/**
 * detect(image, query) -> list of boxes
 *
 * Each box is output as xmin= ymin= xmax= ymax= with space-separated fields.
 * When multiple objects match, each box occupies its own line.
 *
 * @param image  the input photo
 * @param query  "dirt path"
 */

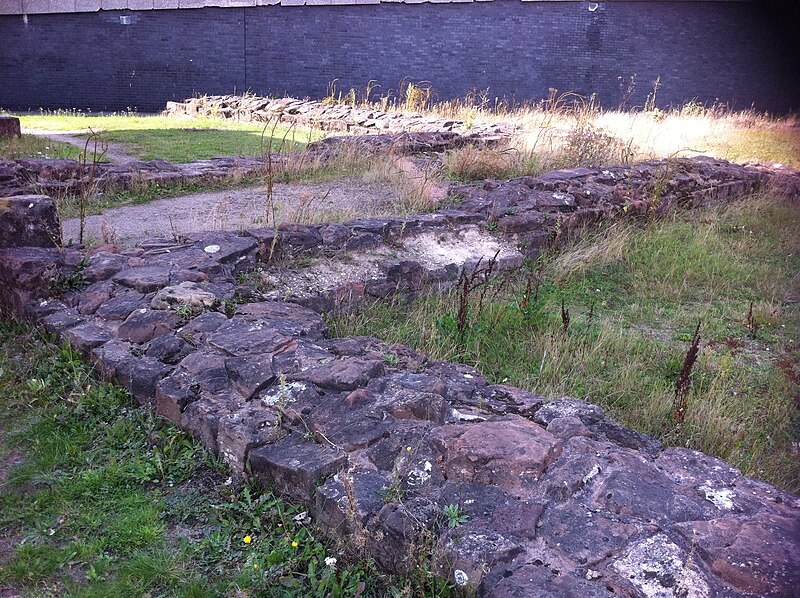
xmin=62 ymin=178 xmax=401 ymax=246
xmin=26 ymin=129 xmax=135 ymax=163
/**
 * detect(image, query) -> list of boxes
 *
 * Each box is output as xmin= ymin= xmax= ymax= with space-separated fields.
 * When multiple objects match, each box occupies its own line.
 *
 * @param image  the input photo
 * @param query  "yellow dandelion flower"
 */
xmin=253 ymin=564 xmax=259 ymax=569
xmin=243 ymin=535 xmax=252 ymax=544
xmin=292 ymin=541 xmax=299 ymax=548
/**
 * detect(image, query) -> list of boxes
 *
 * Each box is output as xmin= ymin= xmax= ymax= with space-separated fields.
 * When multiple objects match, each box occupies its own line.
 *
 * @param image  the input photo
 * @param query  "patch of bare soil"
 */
xmin=62 ymin=178 xmax=400 ymax=246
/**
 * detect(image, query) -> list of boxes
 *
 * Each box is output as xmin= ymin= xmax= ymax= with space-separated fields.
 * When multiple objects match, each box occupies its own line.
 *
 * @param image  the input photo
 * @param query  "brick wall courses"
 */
xmin=0 ymin=1 xmax=797 ymax=112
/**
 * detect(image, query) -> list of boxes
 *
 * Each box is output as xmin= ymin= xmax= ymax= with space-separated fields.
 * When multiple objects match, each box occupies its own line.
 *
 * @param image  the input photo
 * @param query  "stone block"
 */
xmin=178 ymin=0 xmax=205 ymax=8
xmin=152 ymin=0 xmax=179 ymax=8
xmin=0 ymin=196 xmax=60 ymax=249
xmin=82 ymin=252 xmax=130 ymax=283
xmin=126 ymin=0 xmax=154 ymax=9
xmin=63 ymin=322 xmax=114 ymax=354
xmin=94 ymin=291 xmax=147 ymax=320
xmin=290 ymin=357 xmax=385 ymax=391
xmin=113 ymin=266 xmax=171 ymax=293
xmin=145 ymin=334 xmax=194 ymax=364
xmin=41 ymin=308 xmax=84 ymax=336
xmin=431 ymin=416 xmax=563 ymax=499
xmin=673 ymin=513 xmax=800 ymax=596
xmin=192 ymin=234 xmax=257 ymax=264
xmin=117 ymin=356 xmax=172 ymax=405
xmin=224 ymin=354 xmax=275 ymax=399
xmin=100 ymin=0 xmax=127 ymax=8
xmin=208 ymin=319 xmax=295 ymax=356
xmin=235 ymin=301 xmax=327 ymax=338
xmin=217 ymin=404 xmax=284 ymax=473
xmin=118 ymin=308 xmax=180 ymax=344
xmin=315 ymin=469 xmax=389 ymax=537
xmin=249 ymin=434 xmax=347 ymax=504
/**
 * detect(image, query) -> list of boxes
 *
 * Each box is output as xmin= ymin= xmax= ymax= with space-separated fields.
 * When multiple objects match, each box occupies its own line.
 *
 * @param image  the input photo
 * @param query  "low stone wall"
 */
xmin=0 ymin=131 xmax=476 ymax=199
xmin=164 ymin=95 xmax=514 ymax=138
xmin=1 ymin=156 xmax=799 ymax=596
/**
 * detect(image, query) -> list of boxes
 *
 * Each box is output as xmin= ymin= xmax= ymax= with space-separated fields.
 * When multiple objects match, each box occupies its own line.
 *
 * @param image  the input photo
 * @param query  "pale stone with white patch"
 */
xmin=698 ymin=484 xmax=735 ymax=510
xmin=450 ymin=407 xmax=487 ymax=422
xmin=151 ymin=281 xmax=217 ymax=310
xmin=261 ymin=381 xmax=306 ymax=406
xmin=610 ymin=534 xmax=711 ymax=598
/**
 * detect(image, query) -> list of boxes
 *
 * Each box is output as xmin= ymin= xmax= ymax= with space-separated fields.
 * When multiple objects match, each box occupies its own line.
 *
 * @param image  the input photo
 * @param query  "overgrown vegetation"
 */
xmin=322 ymin=82 xmax=800 ymax=172
xmin=333 ymin=195 xmax=800 ymax=492
xmin=0 ymin=134 xmax=88 ymax=161
xmin=0 ymin=324 xmax=461 ymax=596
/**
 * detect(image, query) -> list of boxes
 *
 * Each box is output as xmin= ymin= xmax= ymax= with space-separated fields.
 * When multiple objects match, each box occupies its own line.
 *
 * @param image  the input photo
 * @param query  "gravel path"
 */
xmin=62 ymin=178 xmax=400 ymax=246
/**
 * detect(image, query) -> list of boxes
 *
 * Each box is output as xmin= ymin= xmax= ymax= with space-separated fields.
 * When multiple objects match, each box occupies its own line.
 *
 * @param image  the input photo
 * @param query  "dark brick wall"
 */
xmin=1 ymin=2 xmax=797 ymax=113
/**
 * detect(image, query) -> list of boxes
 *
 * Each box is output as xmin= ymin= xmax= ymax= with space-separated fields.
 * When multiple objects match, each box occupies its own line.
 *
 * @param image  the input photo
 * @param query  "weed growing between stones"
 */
xmin=442 ymin=505 xmax=469 ymax=529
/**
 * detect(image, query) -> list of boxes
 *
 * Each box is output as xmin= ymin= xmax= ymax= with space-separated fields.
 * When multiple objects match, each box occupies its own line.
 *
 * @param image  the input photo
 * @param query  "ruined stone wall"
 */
xmin=1 ymin=1 xmax=797 ymax=113
xmin=1 ymin=154 xmax=799 ymax=595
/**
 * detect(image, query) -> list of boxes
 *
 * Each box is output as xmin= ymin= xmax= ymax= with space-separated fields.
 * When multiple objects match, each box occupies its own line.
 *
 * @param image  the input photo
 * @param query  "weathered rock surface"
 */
xmin=0 ymin=116 xmax=20 ymax=138
xmin=1 ymin=156 xmax=799 ymax=596
xmin=0 ymin=195 xmax=59 ymax=248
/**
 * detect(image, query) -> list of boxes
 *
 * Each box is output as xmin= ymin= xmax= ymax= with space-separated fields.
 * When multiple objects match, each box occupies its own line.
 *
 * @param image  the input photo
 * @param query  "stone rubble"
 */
xmin=1 ymin=156 xmax=799 ymax=597
xmin=163 ymin=94 xmax=515 ymax=140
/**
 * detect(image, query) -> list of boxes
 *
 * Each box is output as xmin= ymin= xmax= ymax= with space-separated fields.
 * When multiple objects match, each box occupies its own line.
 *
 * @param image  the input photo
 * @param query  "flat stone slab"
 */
xmin=0 ymin=195 xmax=59 ymax=248
xmin=249 ymin=434 xmax=348 ymax=503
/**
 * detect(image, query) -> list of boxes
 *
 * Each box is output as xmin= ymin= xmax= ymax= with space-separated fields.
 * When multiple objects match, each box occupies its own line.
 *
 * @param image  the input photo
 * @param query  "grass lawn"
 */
xmin=0 ymin=135 xmax=89 ymax=161
xmin=0 ymin=324 xmax=456 ymax=597
xmin=332 ymin=195 xmax=800 ymax=493
xmin=13 ymin=113 xmax=325 ymax=163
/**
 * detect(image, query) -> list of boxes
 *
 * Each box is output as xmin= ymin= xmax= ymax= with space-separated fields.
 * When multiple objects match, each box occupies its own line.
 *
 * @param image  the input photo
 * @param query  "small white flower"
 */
xmin=324 ymin=556 xmax=337 ymax=567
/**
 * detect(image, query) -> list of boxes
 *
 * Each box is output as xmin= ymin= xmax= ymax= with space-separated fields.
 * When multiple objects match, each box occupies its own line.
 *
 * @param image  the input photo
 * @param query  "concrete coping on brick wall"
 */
xmin=0 ymin=0 xmax=754 ymax=17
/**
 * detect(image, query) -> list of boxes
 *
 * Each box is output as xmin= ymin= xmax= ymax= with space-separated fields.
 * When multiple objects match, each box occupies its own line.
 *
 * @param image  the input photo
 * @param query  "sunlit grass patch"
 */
xmin=0 ymin=134 xmax=87 ymax=161
xmin=14 ymin=112 xmax=325 ymax=163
